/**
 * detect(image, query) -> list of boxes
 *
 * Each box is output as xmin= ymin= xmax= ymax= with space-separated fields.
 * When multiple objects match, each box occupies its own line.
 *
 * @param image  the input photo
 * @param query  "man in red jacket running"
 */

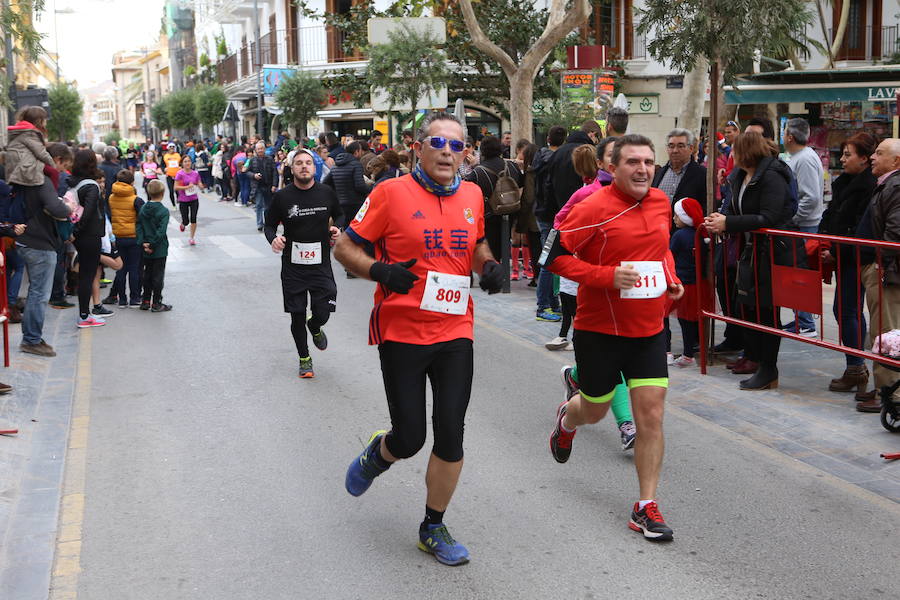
xmin=543 ymin=134 xmax=684 ymax=542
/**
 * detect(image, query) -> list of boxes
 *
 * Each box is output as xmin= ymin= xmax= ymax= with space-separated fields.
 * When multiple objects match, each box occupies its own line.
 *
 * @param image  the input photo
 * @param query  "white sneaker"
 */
xmin=564 ymin=341 xmax=574 ymax=351
xmin=233 ymin=200 xmax=240 ymax=205
xmin=673 ymin=355 xmax=695 ymax=368
xmin=666 ymin=352 xmax=675 ymax=366
xmin=545 ymin=336 xmax=569 ymax=351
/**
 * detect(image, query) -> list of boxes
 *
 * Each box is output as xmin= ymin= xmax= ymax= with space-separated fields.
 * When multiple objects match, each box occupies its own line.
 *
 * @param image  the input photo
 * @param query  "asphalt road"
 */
xmin=72 ymin=193 xmax=899 ymax=599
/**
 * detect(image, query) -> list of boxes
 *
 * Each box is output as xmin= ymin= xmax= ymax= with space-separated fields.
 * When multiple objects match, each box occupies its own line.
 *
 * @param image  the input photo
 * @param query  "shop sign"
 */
xmin=868 ymin=87 xmax=899 ymax=101
xmin=561 ymin=70 xmax=617 ymax=114
xmin=262 ymin=66 xmax=298 ymax=96
xmin=624 ymin=94 xmax=659 ymax=114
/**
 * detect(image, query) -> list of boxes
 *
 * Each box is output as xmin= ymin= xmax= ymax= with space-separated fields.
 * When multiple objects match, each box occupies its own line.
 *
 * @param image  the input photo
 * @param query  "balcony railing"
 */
xmin=628 ymin=21 xmax=647 ymax=60
xmin=217 ymin=26 xmax=366 ymax=86
xmin=217 ymin=53 xmax=238 ymax=85
xmin=829 ymin=25 xmax=899 ymax=61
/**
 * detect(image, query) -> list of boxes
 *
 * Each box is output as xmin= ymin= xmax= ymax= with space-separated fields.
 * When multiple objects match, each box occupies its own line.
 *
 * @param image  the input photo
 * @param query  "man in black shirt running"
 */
xmin=264 ymin=149 xmax=343 ymax=378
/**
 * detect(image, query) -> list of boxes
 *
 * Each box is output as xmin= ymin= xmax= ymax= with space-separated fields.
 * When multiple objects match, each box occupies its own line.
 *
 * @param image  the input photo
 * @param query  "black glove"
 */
xmin=479 ymin=260 xmax=503 ymax=294
xmin=369 ymin=258 xmax=419 ymax=294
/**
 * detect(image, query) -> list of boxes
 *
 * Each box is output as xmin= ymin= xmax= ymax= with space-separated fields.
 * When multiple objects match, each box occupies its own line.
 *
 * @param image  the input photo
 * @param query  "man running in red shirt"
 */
xmin=334 ymin=112 xmax=503 ymax=566
xmin=542 ymin=134 xmax=684 ymax=541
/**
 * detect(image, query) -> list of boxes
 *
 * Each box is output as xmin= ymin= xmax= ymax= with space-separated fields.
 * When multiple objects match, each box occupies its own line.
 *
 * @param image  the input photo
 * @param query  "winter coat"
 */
xmin=212 ymin=152 xmax=224 ymax=179
xmin=531 ymin=146 xmax=556 ymax=223
xmin=870 ymin=170 xmax=900 ymax=285
xmin=14 ymin=178 xmax=72 ymax=251
xmin=323 ymin=153 xmax=370 ymax=207
xmin=821 ymin=167 xmax=877 ymax=266
xmin=108 ymin=181 xmax=144 ymax=238
xmin=4 ymin=121 xmax=54 ymax=186
xmin=245 ymin=154 xmax=277 ymax=196
xmin=545 ymin=131 xmax=594 ymax=219
xmin=652 ymin=159 xmax=708 ymax=208
xmin=725 ymin=156 xmax=794 ymax=307
xmin=69 ymin=175 xmax=106 ymax=239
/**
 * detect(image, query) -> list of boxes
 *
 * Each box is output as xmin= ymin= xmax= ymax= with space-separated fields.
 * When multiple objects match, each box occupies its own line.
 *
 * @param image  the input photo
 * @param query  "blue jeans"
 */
xmin=238 ymin=172 xmax=251 ymax=205
xmin=112 ymin=238 xmax=142 ymax=302
xmin=536 ymin=220 xmax=559 ymax=312
xmin=833 ymin=258 xmax=867 ymax=366
xmin=254 ymin=187 xmax=271 ymax=229
xmin=18 ymin=246 xmax=57 ymax=345
xmin=6 ymin=245 xmax=24 ymax=304
xmin=789 ymin=224 xmax=818 ymax=330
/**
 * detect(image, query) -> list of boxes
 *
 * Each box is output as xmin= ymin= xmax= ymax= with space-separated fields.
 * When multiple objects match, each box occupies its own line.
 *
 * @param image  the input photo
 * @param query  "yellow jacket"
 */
xmin=108 ymin=181 xmax=139 ymax=238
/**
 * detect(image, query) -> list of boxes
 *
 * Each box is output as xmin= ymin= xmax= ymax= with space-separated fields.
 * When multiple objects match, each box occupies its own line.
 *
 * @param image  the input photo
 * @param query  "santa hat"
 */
xmin=674 ymin=197 xmax=704 ymax=228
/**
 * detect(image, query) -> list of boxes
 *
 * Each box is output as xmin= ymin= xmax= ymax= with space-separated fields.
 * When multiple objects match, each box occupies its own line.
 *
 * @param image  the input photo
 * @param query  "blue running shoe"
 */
xmin=417 ymin=523 xmax=470 ymax=566
xmin=345 ymin=430 xmax=388 ymax=497
xmin=536 ymin=309 xmax=562 ymax=322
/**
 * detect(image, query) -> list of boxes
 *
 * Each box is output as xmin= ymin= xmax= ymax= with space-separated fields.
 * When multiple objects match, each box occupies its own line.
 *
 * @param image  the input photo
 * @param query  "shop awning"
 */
xmin=726 ymin=83 xmax=900 ymax=104
xmin=724 ymin=66 xmax=900 ymax=105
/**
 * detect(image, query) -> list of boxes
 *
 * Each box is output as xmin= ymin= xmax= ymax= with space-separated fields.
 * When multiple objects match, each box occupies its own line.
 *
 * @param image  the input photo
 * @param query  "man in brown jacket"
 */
xmin=857 ymin=138 xmax=900 ymax=412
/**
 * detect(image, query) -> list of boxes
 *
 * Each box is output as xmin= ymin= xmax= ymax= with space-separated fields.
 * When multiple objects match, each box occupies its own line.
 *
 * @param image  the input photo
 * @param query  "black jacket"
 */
xmin=323 ymin=153 xmax=370 ymax=207
xmin=531 ymin=146 xmax=556 ymax=222
xmin=545 ymin=131 xmax=593 ymax=218
xmin=725 ymin=157 xmax=794 ymax=306
xmin=246 ymin=154 xmax=277 ymax=196
xmin=821 ymin=168 xmax=877 ymax=262
xmin=69 ymin=175 xmax=106 ymax=239
xmin=16 ymin=178 xmax=72 ymax=251
xmin=652 ymin=159 xmax=707 ymax=208
xmin=99 ymin=160 xmax=120 ymax=199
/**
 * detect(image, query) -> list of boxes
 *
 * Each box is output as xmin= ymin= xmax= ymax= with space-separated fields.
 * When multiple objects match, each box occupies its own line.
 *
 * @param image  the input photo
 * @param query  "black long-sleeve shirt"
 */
xmin=264 ymin=182 xmax=343 ymax=267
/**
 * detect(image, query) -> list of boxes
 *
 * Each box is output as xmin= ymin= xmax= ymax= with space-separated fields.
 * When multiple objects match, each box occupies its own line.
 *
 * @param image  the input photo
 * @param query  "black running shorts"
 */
xmin=573 ymin=329 xmax=669 ymax=403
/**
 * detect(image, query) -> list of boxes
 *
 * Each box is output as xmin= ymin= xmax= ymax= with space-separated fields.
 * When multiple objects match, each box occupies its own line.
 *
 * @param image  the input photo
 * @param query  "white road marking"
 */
xmin=207 ymin=235 xmax=264 ymax=258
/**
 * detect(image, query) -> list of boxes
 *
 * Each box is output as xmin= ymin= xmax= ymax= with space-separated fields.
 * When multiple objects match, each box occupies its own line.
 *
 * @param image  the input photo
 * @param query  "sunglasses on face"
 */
xmin=424 ymin=136 xmax=465 ymax=153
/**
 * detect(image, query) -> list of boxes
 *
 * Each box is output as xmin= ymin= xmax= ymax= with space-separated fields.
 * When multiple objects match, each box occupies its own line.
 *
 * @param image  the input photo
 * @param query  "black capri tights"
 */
xmin=378 ymin=338 xmax=473 ymax=463
xmin=179 ymin=199 xmax=199 ymax=225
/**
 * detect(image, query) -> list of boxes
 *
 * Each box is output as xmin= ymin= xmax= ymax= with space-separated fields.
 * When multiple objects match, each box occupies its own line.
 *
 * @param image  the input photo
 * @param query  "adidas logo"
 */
xmin=412 ymin=210 xmax=425 ymax=219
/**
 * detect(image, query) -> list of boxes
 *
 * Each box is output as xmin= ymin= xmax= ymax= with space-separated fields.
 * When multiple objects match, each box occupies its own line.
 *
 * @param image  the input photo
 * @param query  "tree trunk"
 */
xmin=830 ymin=0 xmax=851 ymax=60
xmin=677 ymin=56 xmax=709 ymax=136
xmin=508 ymin=71 xmax=535 ymax=147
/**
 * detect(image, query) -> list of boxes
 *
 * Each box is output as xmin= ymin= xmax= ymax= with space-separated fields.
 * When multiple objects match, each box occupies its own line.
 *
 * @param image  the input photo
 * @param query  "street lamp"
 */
xmin=53 ymin=2 xmax=75 ymax=82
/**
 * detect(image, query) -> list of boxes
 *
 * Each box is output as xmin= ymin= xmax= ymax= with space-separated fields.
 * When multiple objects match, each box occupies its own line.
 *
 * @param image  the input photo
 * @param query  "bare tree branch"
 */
xmin=520 ymin=0 xmax=590 ymax=74
xmin=458 ymin=0 xmax=518 ymax=77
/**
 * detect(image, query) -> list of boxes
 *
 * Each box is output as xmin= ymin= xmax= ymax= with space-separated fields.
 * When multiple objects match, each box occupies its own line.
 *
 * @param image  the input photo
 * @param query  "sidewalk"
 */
xmin=473 ymin=276 xmax=900 ymax=503
xmin=0 ymin=306 xmax=80 ymax=598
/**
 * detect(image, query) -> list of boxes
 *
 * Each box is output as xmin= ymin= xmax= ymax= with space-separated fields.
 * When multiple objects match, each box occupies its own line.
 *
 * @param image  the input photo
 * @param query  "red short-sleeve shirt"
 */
xmin=346 ymin=175 xmax=485 ymax=345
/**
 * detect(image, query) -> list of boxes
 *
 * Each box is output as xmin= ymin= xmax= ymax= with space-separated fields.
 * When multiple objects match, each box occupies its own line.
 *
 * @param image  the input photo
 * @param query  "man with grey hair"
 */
xmin=855 ymin=138 xmax=900 ymax=412
xmin=783 ymin=117 xmax=824 ymax=337
xmin=606 ymin=107 xmax=629 ymax=137
xmin=651 ymin=127 xmax=706 ymax=212
xmin=334 ymin=110 xmax=503 ymax=566
xmin=99 ymin=145 xmax=120 ymax=200
xmin=245 ymin=141 xmax=277 ymax=231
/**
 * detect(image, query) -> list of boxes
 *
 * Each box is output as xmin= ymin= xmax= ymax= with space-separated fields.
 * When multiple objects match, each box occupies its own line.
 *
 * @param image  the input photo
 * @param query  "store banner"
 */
xmin=726 ymin=84 xmax=900 ymax=105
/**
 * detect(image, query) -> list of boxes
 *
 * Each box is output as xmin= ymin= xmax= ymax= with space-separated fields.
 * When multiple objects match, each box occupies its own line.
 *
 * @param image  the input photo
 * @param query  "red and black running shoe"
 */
xmin=629 ymin=501 xmax=674 ymax=541
xmin=549 ymin=401 xmax=576 ymax=463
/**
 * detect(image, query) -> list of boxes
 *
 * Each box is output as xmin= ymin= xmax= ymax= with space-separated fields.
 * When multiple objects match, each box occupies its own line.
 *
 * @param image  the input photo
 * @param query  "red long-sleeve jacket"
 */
xmin=548 ymin=183 xmax=680 ymax=338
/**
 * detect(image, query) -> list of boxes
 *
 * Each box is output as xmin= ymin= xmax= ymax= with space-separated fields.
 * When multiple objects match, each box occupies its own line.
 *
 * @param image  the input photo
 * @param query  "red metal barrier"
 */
xmin=697 ymin=228 xmax=900 ymax=374
xmin=0 ymin=246 xmax=8 ymax=368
